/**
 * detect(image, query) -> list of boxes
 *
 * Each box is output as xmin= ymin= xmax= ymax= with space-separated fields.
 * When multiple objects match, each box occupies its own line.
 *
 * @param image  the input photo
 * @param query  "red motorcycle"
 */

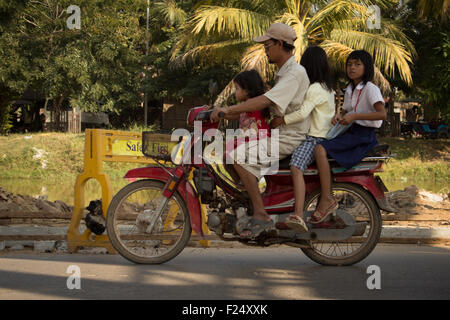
xmin=106 ymin=106 xmax=394 ymax=266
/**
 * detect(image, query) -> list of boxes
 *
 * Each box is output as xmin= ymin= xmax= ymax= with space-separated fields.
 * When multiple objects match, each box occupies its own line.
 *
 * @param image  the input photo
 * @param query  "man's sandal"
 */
xmin=285 ymin=215 xmax=308 ymax=233
xmin=307 ymin=201 xmax=339 ymax=224
xmin=240 ymin=218 xmax=275 ymax=240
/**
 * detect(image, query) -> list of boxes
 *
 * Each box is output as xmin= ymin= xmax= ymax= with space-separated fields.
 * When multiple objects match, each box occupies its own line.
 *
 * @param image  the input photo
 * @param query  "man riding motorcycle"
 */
xmin=211 ymin=23 xmax=311 ymax=239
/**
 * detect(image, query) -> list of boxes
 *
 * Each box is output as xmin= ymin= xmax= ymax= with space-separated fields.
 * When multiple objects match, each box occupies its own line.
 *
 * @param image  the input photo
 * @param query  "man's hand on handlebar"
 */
xmin=210 ymin=107 xmax=227 ymax=122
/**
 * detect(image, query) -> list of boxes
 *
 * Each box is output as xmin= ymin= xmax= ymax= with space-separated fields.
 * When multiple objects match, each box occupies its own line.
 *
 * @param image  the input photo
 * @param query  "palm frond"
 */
xmin=240 ymin=44 xmax=276 ymax=79
xmin=171 ymin=38 xmax=250 ymax=67
xmin=277 ymin=12 xmax=309 ymax=58
xmin=321 ymin=40 xmax=391 ymax=93
xmin=154 ymin=0 xmax=187 ymax=26
xmin=191 ymin=5 xmax=272 ymax=39
xmin=310 ymin=0 xmax=371 ymax=27
xmin=213 ymin=80 xmax=235 ymax=107
xmin=329 ymin=29 xmax=413 ymax=85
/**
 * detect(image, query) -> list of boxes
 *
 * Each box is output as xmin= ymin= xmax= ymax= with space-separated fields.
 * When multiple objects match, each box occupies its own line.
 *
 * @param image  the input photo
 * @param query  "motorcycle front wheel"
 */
xmin=106 ymin=179 xmax=191 ymax=264
xmin=301 ymin=182 xmax=382 ymax=266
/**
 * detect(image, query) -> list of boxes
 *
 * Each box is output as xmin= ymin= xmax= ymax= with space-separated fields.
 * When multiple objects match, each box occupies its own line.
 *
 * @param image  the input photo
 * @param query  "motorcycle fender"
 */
xmin=334 ymin=175 xmax=385 ymax=199
xmin=334 ymin=175 xmax=397 ymax=212
xmin=124 ymin=166 xmax=203 ymax=236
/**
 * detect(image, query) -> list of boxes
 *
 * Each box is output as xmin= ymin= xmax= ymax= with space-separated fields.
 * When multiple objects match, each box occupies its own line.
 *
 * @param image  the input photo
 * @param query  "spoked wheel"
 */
xmin=301 ymin=183 xmax=382 ymax=266
xmin=106 ymin=179 xmax=191 ymax=264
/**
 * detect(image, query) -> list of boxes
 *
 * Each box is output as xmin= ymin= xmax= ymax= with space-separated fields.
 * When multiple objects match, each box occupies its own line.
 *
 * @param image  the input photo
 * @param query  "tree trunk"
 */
xmin=54 ymin=94 xmax=65 ymax=132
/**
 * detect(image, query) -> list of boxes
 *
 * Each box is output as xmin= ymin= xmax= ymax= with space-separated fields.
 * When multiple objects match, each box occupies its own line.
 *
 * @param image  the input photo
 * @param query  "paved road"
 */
xmin=0 ymin=244 xmax=449 ymax=300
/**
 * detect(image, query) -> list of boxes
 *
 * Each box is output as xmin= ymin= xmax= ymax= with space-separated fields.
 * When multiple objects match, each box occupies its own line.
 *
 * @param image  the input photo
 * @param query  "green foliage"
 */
xmin=417 ymin=31 xmax=450 ymax=122
xmin=397 ymin=0 xmax=450 ymax=123
xmin=0 ymin=0 xmax=447 ymax=127
xmin=173 ymin=0 xmax=417 ymax=99
xmin=417 ymin=0 xmax=449 ymax=23
xmin=0 ymin=0 xmax=145 ymax=127
xmin=0 ymin=103 xmax=12 ymax=134
xmin=142 ymin=1 xmax=238 ymax=102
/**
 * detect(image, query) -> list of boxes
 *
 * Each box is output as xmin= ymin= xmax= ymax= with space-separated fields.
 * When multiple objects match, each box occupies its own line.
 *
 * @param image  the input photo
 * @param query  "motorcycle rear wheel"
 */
xmin=106 ymin=179 xmax=191 ymax=264
xmin=301 ymin=182 xmax=382 ymax=266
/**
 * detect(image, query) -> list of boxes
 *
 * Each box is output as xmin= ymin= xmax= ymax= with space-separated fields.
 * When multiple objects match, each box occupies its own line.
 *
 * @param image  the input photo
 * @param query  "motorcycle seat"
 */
xmin=278 ymin=155 xmax=292 ymax=170
xmin=277 ymin=144 xmax=390 ymax=170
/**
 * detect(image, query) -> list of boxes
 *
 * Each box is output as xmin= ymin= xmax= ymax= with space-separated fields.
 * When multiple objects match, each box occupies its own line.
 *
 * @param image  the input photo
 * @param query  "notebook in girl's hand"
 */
xmin=326 ymin=122 xmax=352 ymax=140
xmin=325 ymin=111 xmax=356 ymax=140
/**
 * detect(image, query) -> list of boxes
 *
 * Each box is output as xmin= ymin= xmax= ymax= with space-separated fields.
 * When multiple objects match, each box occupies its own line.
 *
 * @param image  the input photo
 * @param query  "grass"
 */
xmin=0 ymin=132 xmax=138 ymax=181
xmin=377 ymin=137 xmax=450 ymax=183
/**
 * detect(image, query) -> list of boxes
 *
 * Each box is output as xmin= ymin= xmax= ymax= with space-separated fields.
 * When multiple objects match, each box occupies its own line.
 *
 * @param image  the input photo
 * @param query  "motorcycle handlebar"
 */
xmin=195 ymin=110 xmax=225 ymax=122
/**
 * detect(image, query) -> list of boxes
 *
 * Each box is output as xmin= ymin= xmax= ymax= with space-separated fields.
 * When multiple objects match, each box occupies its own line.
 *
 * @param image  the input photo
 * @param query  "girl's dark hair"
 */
xmin=346 ymin=50 xmax=375 ymax=86
xmin=300 ymin=46 xmax=332 ymax=91
xmin=233 ymin=69 xmax=270 ymax=118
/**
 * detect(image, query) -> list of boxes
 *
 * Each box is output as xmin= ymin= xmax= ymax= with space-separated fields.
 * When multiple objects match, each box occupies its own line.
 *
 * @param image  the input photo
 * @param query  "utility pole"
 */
xmin=144 ymin=0 xmax=150 ymax=127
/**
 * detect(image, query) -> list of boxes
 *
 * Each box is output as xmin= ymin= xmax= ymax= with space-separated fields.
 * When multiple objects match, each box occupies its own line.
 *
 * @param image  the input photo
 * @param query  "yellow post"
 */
xmin=67 ymin=130 xmax=116 ymax=253
xmin=67 ymin=129 xmax=210 ymax=253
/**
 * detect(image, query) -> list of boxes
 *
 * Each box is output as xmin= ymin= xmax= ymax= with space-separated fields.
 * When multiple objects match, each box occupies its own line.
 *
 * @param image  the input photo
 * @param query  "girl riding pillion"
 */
xmin=271 ymin=46 xmax=335 ymax=232
xmin=310 ymin=50 xmax=387 ymax=224
xmin=222 ymin=70 xmax=271 ymax=185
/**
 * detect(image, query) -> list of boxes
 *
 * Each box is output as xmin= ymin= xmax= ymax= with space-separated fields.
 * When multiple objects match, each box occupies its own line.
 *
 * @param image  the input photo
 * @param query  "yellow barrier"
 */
xmin=67 ymin=129 xmax=210 ymax=253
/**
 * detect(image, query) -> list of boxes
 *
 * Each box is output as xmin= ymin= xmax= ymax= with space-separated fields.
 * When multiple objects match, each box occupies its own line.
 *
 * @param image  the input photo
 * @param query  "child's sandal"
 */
xmin=285 ymin=215 xmax=308 ymax=233
xmin=307 ymin=201 xmax=339 ymax=224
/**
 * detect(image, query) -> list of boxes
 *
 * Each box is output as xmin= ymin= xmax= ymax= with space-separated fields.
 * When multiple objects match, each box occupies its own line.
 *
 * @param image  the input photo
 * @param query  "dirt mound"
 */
xmin=386 ymin=185 xmax=450 ymax=215
xmin=0 ymin=187 xmax=73 ymax=215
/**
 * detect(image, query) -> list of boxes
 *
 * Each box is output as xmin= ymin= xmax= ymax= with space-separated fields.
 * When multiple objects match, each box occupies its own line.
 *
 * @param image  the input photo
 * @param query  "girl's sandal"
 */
xmin=285 ymin=215 xmax=308 ymax=233
xmin=307 ymin=201 xmax=339 ymax=224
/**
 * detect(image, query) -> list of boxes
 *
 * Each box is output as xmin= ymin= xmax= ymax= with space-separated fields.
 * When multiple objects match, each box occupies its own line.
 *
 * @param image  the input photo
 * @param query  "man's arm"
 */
xmin=211 ymin=95 xmax=272 ymax=121
xmin=223 ymin=113 xmax=240 ymax=120
xmin=227 ymin=95 xmax=272 ymax=115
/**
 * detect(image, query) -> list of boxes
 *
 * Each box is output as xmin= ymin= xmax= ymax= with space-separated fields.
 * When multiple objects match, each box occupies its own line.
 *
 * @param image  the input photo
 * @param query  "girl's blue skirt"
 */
xmin=319 ymin=123 xmax=378 ymax=169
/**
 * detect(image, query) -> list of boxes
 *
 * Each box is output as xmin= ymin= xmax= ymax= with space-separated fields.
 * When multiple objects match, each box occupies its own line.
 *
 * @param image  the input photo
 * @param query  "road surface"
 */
xmin=0 ymin=244 xmax=449 ymax=300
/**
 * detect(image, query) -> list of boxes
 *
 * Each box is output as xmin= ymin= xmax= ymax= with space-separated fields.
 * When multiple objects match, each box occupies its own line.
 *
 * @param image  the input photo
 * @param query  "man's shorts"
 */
xmin=236 ymin=131 xmax=307 ymax=179
xmin=290 ymin=135 xmax=324 ymax=172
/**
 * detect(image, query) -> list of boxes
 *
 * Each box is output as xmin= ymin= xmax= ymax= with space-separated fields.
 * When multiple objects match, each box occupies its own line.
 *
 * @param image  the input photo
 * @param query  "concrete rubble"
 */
xmin=0 ymin=187 xmax=73 ymax=215
xmin=386 ymin=185 xmax=450 ymax=215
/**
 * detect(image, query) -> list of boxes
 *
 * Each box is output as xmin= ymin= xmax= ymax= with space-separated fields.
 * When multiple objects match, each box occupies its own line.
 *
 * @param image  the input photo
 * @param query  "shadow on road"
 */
xmin=0 ymin=245 xmax=449 ymax=299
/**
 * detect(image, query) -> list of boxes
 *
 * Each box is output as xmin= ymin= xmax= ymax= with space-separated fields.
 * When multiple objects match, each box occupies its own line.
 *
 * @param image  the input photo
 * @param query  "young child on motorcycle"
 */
xmin=310 ymin=49 xmax=387 ymax=224
xmin=271 ymin=46 xmax=335 ymax=232
xmin=223 ymin=69 xmax=271 ymax=185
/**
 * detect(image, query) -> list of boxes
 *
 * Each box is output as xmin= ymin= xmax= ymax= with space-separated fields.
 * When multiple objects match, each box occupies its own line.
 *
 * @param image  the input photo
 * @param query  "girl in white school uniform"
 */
xmin=310 ymin=50 xmax=387 ymax=224
xmin=271 ymin=46 xmax=335 ymax=232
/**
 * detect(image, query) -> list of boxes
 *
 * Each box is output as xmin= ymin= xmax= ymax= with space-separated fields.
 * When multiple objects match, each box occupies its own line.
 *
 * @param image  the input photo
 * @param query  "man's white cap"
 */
xmin=253 ymin=23 xmax=297 ymax=45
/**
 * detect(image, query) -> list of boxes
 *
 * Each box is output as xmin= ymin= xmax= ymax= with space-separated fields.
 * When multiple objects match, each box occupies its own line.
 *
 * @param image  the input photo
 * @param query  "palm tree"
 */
xmin=154 ymin=0 xmax=188 ymax=26
xmin=172 ymin=0 xmax=416 ymax=105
